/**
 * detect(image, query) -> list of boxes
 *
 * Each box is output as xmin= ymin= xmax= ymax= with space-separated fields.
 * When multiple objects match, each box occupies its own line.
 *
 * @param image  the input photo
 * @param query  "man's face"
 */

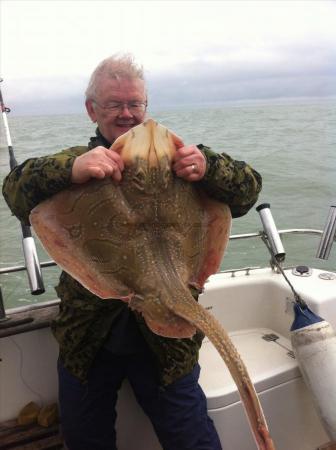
xmin=86 ymin=76 xmax=147 ymax=143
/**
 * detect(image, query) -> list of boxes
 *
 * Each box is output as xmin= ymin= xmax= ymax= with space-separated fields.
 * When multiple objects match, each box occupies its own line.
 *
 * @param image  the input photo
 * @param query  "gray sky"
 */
xmin=1 ymin=0 xmax=336 ymax=115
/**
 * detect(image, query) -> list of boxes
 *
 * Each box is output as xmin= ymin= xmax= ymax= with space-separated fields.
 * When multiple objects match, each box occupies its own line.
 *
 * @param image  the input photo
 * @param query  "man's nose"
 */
xmin=118 ymin=104 xmax=133 ymax=118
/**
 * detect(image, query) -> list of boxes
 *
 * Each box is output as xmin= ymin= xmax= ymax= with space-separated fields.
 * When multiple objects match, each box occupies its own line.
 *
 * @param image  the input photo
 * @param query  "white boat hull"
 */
xmin=291 ymin=321 xmax=336 ymax=441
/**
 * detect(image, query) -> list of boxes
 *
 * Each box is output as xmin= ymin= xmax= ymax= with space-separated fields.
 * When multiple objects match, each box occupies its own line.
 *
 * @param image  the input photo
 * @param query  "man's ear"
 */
xmin=85 ymin=99 xmax=97 ymax=123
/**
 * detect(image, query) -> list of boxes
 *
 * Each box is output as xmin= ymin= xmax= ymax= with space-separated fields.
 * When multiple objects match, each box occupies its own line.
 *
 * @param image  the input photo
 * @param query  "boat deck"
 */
xmin=0 ymin=419 xmax=63 ymax=450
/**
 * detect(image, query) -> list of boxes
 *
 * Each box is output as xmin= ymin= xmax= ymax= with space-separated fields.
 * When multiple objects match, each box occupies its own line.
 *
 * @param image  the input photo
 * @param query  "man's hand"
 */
xmin=71 ymin=146 xmax=124 ymax=184
xmin=173 ymin=145 xmax=206 ymax=182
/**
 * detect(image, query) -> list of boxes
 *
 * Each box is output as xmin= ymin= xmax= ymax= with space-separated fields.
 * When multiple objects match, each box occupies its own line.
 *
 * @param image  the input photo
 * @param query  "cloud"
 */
xmin=145 ymin=41 xmax=336 ymax=107
xmin=1 ymin=1 xmax=335 ymax=114
xmin=3 ymin=41 xmax=335 ymax=116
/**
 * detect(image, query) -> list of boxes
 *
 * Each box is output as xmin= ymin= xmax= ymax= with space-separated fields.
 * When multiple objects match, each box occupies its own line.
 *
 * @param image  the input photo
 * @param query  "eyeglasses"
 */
xmin=92 ymin=100 xmax=147 ymax=114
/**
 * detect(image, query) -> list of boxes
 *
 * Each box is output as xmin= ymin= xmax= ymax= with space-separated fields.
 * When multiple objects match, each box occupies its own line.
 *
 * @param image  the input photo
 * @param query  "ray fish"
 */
xmin=30 ymin=119 xmax=275 ymax=450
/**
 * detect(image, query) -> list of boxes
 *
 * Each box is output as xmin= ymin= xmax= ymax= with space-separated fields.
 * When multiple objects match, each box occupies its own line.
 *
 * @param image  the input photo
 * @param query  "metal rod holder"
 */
xmin=256 ymin=203 xmax=286 ymax=263
xmin=0 ymin=286 xmax=10 ymax=322
xmin=316 ymin=205 xmax=336 ymax=260
xmin=22 ymin=236 xmax=45 ymax=294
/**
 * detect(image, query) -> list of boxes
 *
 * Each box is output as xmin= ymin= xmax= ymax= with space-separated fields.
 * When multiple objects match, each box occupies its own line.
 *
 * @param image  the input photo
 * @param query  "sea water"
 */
xmin=1 ymin=97 xmax=335 ymax=309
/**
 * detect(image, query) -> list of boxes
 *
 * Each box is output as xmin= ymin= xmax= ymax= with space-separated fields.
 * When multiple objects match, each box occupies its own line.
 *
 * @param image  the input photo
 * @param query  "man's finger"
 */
xmin=111 ymin=165 xmax=122 ymax=182
xmin=174 ymin=164 xmax=195 ymax=178
xmin=99 ymin=162 xmax=122 ymax=182
xmin=105 ymin=149 xmax=125 ymax=171
xmin=172 ymin=134 xmax=185 ymax=149
xmin=173 ymin=146 xmax=196 ymax=161
xmin=173 ymin=156 xmax=196 ymax=171
xmin=89 ymin=166 xmax=106 ymax=179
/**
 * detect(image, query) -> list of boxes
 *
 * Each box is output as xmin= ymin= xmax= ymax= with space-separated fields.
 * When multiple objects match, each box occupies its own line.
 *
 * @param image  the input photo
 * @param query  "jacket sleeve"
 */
xmin=197 ymin=145 xmax=262 ymax=218
xmin=2 ymin=147 xmax=87 ymax=226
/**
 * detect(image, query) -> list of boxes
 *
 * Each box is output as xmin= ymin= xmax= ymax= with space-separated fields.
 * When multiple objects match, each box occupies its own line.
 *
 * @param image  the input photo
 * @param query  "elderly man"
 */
xmin=3 ymin=54 xmax=262 ymax=450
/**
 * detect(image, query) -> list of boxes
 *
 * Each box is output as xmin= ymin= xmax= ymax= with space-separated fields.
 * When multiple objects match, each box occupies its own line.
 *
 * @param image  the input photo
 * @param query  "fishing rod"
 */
xmin=0 ymin=78 xmax=45 ymax=295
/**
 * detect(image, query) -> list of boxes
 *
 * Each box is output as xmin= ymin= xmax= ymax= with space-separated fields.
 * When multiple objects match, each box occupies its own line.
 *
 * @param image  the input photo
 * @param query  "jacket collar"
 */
xmin=88 ymin=128 xmax=113 ymax=150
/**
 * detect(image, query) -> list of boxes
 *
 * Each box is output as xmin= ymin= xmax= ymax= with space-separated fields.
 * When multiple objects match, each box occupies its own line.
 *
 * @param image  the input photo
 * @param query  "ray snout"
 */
xmin=111 ymin=119 xmax=178 ymax=169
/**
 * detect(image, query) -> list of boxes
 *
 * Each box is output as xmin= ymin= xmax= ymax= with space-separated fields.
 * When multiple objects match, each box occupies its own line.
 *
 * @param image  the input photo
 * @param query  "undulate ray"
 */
xmin=30 ymin=119 xmax=275 ymax=449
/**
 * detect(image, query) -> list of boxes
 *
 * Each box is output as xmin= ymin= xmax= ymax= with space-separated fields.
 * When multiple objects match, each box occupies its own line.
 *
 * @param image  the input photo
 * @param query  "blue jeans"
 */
xmin=58 ymin=348 xmax=222 ymax=450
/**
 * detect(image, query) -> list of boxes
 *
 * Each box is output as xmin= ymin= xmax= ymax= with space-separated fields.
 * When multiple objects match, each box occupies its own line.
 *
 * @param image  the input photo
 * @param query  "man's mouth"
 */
xmin=116 ymin=122 xmax=135 ymax=128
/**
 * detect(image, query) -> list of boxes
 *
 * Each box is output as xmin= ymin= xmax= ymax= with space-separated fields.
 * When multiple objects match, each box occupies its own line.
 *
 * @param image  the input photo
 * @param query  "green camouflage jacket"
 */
xmin=2 ymin=129 xmax=262 ymax=385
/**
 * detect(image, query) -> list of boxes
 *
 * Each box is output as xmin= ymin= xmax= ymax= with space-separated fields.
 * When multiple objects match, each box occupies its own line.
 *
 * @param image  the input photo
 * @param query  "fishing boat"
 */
xmin=1 ymin=213 xmax=335 ymax=450
xmin=1 ymin=79 xmax=335 ymax=450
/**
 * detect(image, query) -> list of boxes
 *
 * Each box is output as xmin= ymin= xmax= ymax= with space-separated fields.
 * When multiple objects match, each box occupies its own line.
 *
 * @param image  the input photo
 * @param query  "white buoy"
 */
xmin=291 ymin=304 xmax=336 ymax=441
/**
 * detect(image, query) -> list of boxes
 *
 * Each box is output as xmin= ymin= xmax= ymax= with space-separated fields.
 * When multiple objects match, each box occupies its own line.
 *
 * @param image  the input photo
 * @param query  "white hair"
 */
xmin=85 ymin=53 xmax=145 ymax=100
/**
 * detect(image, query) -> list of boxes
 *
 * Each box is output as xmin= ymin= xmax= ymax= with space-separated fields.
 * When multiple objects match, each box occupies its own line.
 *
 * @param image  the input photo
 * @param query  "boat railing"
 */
xmin=229 ymin=228 xmax=323 ymax=240
xmin=0 ymin=228 xmax=325 ymax=318
xmin=0 ymin=228 xmax=324 ymax=278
